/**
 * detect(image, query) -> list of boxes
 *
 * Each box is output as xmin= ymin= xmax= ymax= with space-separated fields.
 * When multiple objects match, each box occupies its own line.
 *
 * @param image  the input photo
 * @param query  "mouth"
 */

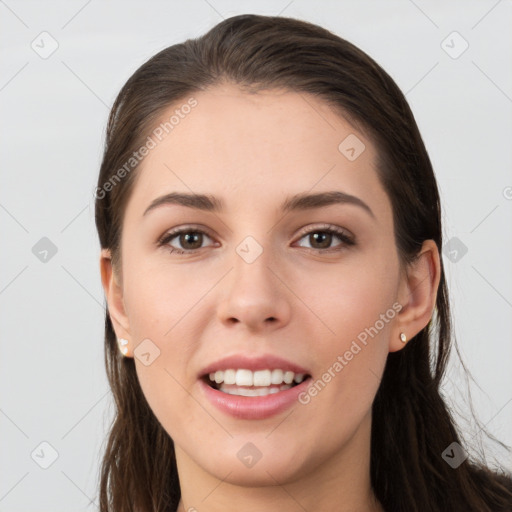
xmin=201 ymin=369 xmax=312 ymax=397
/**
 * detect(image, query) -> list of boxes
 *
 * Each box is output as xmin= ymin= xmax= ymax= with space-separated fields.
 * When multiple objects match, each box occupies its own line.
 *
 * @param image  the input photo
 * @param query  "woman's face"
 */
xmin=106 ymin=83 xmax=410 ymax=487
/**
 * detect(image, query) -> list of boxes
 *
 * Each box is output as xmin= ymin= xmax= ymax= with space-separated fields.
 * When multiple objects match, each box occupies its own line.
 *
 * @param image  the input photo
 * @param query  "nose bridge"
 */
xmin=231 ymin=234 xmax=279 ymax=305
xmin=217 ymin=233 xmax=291 ymax=330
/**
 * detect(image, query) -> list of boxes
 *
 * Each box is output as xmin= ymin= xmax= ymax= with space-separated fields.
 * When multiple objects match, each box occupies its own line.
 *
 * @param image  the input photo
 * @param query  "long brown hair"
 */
xmin=94 ymin=14 xmax=512 ymax=511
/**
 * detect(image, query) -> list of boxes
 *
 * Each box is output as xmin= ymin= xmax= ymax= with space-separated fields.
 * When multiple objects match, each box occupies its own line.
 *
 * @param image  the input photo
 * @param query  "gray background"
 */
xmin=1 ymin=0 xmax=511 ymax=510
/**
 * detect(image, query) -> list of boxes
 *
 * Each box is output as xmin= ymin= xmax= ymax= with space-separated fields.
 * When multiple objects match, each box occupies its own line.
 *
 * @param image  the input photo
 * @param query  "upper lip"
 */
xmin=199 ymin=354 xmax=310 ymax=378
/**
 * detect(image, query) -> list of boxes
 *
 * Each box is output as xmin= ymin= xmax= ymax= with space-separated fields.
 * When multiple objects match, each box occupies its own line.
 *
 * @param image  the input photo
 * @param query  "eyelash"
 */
xmin=157 ymin=224 xmax=355 ymax=255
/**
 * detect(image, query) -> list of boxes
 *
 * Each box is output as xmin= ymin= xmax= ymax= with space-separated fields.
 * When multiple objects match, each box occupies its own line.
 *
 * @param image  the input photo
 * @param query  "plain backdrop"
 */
xmin=0 ymin=1 xmax=511 ymax=510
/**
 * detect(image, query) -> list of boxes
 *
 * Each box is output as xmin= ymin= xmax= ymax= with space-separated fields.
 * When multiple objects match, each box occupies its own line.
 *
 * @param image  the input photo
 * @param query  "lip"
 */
xmin=199 ymin=376 xmax=311 ymax=420
xmin=198 ymin=354 xmax=310 ymax=378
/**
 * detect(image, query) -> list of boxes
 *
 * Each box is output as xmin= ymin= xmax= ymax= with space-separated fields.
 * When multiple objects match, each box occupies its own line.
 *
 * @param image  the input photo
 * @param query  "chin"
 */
xmin=188 ymin=436 xmax=313 ymax=487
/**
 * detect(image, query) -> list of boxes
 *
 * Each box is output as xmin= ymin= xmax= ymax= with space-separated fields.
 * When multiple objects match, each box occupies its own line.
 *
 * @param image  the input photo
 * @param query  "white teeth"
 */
xmin=206 ymin=368 xmax=307 ymax=387
xmin=253 ymin=370 xmax=271 ymax=387
xmin=283 ymin=371 xmax=294 ymax=384
xmin=235 ymin=369 xmax=253 ymax=386
xmin=271 ymin=369 xmax=284 ymax=384
xmin=220 ymin=384 xmax=293 ymax=396
xmin=224 ymin=369 xmax=236 ymax=385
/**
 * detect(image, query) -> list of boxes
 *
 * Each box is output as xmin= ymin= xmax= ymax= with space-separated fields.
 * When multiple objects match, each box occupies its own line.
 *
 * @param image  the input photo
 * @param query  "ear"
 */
xmin=390 ymin=239 xmax=441 ymax=352
xmin=100 ymin=248 xmax=133 ymax=357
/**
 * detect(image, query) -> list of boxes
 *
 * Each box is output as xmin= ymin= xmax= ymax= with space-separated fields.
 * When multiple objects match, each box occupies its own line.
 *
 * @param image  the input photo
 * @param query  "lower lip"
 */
xmin=199 ymin=378 xmax=311 ymax=420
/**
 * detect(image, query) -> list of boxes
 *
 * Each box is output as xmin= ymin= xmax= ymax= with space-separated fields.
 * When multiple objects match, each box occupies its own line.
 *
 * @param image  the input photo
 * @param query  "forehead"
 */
xmin=126 ymin=83 xmax=390 ymax=220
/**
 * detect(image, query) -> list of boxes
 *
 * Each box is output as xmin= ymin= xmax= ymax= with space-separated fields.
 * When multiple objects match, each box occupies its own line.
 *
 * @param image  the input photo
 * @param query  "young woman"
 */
xmin=95 ymin=14 xmax=512 ymax=512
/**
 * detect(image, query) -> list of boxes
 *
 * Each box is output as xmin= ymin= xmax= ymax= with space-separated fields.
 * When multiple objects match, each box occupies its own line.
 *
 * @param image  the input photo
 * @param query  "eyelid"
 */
xmin=294 ymin=223 xmax=354 ymax=241
xmin=156 ymin=224 xmax=217 ymax=247
xmin=157 ymin=223 xmax=355 ymax=253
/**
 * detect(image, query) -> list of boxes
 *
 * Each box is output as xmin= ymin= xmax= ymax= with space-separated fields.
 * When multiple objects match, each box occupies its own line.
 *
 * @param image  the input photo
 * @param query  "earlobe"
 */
xmin=389 ymin=240 xmax=440 ymax=353
xmin=100 ymin=249 xmax=133 ymax=357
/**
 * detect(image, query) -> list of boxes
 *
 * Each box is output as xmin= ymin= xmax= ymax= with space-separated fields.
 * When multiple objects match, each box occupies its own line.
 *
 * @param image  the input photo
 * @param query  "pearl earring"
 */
xmin=118 ymin=338 xmax=129 ymax=355
xmin=399 ymin=332 xmax=407 ymax=344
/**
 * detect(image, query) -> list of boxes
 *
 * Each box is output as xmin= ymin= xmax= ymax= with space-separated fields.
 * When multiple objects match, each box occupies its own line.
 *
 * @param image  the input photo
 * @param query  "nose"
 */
xmin=216 ymin=248 xmax=292 ymax=333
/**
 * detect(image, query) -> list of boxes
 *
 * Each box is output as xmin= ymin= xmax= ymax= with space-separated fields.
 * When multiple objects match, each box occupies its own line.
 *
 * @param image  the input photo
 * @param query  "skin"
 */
xmin=100 ymin=82 xmax=440 ymax=512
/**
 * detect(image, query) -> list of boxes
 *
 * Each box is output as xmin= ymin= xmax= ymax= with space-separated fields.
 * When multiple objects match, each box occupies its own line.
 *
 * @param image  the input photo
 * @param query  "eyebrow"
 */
xmin=143 ymin=190 xmax=375 ymax=219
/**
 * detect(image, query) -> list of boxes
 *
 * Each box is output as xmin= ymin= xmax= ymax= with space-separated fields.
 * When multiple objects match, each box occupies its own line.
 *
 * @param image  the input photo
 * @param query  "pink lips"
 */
xmin=199 ymin=377 xmax=310 ymax=420
xmin=198 ymin=353 xmax=311 ymax=420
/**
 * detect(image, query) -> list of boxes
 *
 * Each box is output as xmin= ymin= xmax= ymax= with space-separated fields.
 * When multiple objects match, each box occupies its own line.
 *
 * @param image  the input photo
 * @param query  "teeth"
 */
xmin=235 ymin=369 xmax=253 ymax=386
xmin=207 ymin=369 xmax=307 ymax=387
xmin=283 ymin=371 xmax=294 ymax=384
xmin=253 ymin=370 xmax=271 ymax=387
xmin=224 ymin=369 xmax=236 ymax=385
xmin=271 ymin=369 xmax=283 ymax=384
xmin=220 ymin=384 xmax=293 ymax=396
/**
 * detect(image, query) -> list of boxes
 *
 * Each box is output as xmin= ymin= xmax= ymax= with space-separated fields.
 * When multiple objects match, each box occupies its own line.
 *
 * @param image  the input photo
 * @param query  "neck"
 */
xmin=175 ymin=411 xmax=383 ymax=512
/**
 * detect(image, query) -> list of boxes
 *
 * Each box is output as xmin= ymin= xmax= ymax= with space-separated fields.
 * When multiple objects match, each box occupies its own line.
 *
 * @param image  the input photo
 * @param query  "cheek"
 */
xmin=301 ymin=251 xmax=398 ymax=341
xmin=298 ymin=251 xmax=398 ymax=396
xmin=295 ymin=265 xmax=395 ymax=429
xmin=122 ymin=253 xmax=209 ymax=343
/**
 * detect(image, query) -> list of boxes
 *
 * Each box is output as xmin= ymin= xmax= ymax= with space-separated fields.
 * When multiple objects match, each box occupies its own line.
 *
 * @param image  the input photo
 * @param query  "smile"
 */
xmin=206 ymin=368 xmax=308 ymax=396
xmin=198 ymin=354 xmax=312 ymax=419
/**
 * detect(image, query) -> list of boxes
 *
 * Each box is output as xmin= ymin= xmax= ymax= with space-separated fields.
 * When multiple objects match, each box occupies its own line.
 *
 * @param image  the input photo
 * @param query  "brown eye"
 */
xmin=177 ymin=232 xmax=203 ymax=250
xmin=296 ymin=226 xmax=355 ymax=252
xmin=158 ymin=229 xmax=214 ymax=254
xmin=308 ymin=231 xmax=334 ymax=249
